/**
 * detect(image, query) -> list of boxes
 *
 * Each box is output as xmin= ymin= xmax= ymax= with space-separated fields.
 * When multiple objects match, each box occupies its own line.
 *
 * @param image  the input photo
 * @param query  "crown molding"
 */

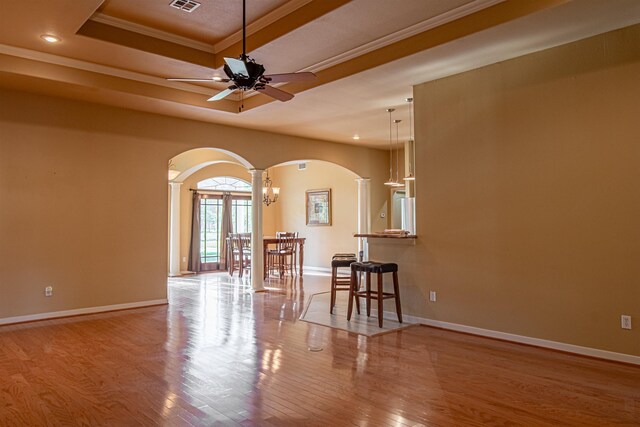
xmin=89 ymin=0 xmax=313 ymax=55
xmin=0 ymin=44 xmax=216 ymax=96
xmin=301 ymin=0 xmax=505 ymax=73
xmin=90 ymin=13 xmax=215 ymax=53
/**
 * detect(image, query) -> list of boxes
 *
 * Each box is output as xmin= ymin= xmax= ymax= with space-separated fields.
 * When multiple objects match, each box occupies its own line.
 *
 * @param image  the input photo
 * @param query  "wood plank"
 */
xmin=0 ymin=273 xmax=638 ymax=426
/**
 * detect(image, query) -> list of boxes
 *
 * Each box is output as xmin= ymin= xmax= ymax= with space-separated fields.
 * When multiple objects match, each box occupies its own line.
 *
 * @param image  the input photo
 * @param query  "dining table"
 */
xmin=263 ymin=236 xmax=306 ymax=279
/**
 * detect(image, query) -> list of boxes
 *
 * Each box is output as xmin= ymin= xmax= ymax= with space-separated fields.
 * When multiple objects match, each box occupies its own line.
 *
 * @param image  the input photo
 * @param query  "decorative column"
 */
xmin=168 ymin=182 xmax=182 ymax=277
xmin=356 ymin=178 xmax=371 ymax=261
xmin=249 ymin=169 xmax=266 ymax=292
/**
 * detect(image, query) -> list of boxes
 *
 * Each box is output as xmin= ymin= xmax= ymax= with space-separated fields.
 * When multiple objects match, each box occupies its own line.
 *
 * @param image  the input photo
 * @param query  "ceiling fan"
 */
xmin=167 ymin=0 xmax=316 ymax=102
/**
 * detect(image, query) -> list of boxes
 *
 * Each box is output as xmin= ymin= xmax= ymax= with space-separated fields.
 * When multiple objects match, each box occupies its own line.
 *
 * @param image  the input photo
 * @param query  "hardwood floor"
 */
xmin=1 ymin=273 xmax=638 ymax=426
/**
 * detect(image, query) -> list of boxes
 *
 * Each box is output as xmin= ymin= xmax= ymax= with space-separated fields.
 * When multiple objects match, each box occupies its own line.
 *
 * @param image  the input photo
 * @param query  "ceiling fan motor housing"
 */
xmin=224 ymin=58 xmax=266 ymax=90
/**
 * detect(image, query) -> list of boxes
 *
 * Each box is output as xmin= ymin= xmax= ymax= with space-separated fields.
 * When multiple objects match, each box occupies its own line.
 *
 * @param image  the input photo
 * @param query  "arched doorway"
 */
xmin=167 ymin=148 xmax=255 ymax=279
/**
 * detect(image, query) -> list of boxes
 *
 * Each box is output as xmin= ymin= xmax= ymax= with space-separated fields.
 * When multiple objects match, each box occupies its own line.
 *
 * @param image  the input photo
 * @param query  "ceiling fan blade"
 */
xmin=224 ymin=57 xmax=249 ymax=77
xmin=207 ymin=86 xmax=237 ymax=101
xmin=255 ymin=85 xmax=294 ymax=102
xmin=167 ymin=78 xmax=230 ymax=83
xmin=262 ymin=72 xmax=317 ymax=84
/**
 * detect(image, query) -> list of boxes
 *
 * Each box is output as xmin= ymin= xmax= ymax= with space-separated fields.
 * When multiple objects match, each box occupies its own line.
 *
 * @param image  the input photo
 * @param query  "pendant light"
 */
xmin=262 ymin=169 xmax=280 ymax=206
xmin=392 ymin=119 xmax=404 ymax=187
xmin=384 ymin=108 xmax=397 ymax=186
xmin=404 ymin=97 xmax=415 ymax=181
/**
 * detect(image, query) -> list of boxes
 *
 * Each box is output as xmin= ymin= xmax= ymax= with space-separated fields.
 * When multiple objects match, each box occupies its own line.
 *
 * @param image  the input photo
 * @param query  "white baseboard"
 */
xmin=388 ymin=311 xmax=640 ymax=365
xmin=303 ymin=266 xmax=332 ymax=274
xmin=0 ymin=299 xmax=168 ymax=326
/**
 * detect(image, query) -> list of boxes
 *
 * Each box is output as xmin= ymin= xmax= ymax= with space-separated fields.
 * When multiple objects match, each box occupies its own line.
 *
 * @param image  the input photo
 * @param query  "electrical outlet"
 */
xmin=45 ymin=286 xmax=53 ymax=297
xmin=429 ymin=291 xmax=437 ymax=302
xmin=621 ymin=315 xmax=632 ymax=330
xmin=182 ymin=257 xmax=186 ymax=263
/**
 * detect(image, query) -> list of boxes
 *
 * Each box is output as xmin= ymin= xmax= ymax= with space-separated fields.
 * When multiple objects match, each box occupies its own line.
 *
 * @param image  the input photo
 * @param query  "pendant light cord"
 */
xmin=389 ymin=111 xmax=393 ymax=180
xmin=409 ymin=98 xmax=413 ymax=176
xmin=393 ymin=119 xmax=402 ymax=185
xmin=386 ymin=108 xmax=394 ymax=182
xmin=395 ymin=120 xmax=400 ymax=183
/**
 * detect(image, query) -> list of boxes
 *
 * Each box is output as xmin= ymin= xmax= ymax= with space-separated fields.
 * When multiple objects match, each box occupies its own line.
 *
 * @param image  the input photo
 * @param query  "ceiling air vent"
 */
xmin=169 ymin=0 xmax=201 ymax=13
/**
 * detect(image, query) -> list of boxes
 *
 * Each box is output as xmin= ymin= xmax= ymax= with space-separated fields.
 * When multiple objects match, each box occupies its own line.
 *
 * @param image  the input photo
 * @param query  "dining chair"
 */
xmin=275 ymin=231 xmax=298 ymax=275
xmin=268 ymin=233 xmax=297 ymax=278
xmin=229 ymin=233 xmax=251 ymax=277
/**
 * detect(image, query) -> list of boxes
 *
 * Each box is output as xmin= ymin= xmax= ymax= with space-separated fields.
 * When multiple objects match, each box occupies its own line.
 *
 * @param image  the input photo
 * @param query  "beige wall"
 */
xmin=0 ymin=90 xmax=389 ymax=320
xmin=269 ymin=162 xmax=359 ymax=269
xmin=399 ymin=24 xmax=640 ymax=356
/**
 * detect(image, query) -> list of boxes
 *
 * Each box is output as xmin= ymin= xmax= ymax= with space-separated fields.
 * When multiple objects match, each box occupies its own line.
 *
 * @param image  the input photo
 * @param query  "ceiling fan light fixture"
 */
xmin=166 ymin=0 xmax=316 ymax=104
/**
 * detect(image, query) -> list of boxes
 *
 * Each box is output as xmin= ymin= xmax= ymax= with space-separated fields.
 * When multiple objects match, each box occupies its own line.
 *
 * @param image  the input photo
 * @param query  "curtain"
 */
xmin=220 ymin=193 xmax=233 ymax=270
xmin=187 ymin=192 xmax=202 ymax=273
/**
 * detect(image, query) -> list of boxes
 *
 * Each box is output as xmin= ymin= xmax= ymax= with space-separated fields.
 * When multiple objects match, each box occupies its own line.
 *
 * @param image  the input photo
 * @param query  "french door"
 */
xmin=199 ymin=195 xmax=251 ymax=271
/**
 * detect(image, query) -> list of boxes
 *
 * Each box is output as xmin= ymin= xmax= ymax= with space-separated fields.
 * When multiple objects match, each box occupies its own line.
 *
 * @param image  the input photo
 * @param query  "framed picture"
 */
xmin=306 ymin=189 xmax=331 ymax=226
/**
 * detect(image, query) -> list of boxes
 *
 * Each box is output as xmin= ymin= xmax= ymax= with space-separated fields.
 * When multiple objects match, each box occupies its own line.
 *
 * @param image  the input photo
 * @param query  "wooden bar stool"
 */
xmin=347 ymin=261 xmax=402 ymax=327
xmin=330 ymin=253 xmax=357 ymax=314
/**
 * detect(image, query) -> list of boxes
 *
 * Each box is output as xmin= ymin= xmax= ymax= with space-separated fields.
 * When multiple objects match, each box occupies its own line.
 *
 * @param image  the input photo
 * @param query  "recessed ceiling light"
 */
xmin=352 ymin=135 xmax=360 ymax=140
xmin=41 ymin=34 xmax=61 ymax=43
xmin=212 ymin=76 xmax=223 ymax=82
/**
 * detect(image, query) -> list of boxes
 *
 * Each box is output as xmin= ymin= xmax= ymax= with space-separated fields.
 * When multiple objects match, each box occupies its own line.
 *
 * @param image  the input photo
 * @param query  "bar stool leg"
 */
xmin=354 ymin=275 xmax=361 ymax=315
xmin=330 ymin=267 xmax=337 ymax=314
xmin=393 ymin=271 xmax=402 ymax=323
xmin=377 ymin=272 xmax=384 ymax=328
xmin=347 ymin=269 xmax=357 ymax=321
xmin=365 ymin=272 xmax=371 ymax=317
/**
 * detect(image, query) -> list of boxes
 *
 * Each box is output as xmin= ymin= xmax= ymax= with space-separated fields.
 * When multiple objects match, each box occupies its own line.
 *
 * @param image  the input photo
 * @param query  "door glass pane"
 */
xmin=197 ymin=181 xmax=252 ymax=269
xmin=200 ymin=198 xmax=223 ymax=265
xmin=232 ymin=199 xmax=252 ymax=233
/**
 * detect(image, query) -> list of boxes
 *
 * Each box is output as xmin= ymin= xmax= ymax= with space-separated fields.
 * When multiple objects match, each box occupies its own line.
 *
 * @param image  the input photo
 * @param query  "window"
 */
xmin=197 ymin=176 xmax=251 ymax=192
xmin=196 ymin=177 xmax=252 ymax=270
xmin=200 ymin=197 xmax=223 ymax=267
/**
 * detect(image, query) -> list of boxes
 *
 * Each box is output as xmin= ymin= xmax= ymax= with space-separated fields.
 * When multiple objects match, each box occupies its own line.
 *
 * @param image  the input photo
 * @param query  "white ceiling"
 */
xmin=1 ymin=0 xmax=639 ymax=148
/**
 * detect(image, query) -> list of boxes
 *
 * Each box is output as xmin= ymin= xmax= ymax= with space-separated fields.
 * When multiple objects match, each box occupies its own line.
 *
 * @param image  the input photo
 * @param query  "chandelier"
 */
xmin=262 ymin=169 xmax=280 ymax=206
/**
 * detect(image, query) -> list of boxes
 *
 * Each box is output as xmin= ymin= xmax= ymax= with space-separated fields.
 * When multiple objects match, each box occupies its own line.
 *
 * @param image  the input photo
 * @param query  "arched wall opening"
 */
xmin=168 ymin=148 xmax=254 ymax=276
xmin=169 ymin=150 xmax=371 ymax=277
xmin=263 ymin=159 xmax=363 ymax=270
